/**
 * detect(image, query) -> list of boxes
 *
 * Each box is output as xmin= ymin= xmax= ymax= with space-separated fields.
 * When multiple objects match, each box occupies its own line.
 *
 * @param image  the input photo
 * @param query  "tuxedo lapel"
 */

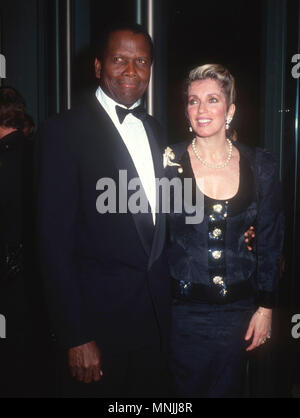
xmin=87 ymin=96 xmax=154 ymax=257
xmin=143 ymin=117 xmax=166 ymax=270
xmin=111 ymin=131 xmax=155 ymax=258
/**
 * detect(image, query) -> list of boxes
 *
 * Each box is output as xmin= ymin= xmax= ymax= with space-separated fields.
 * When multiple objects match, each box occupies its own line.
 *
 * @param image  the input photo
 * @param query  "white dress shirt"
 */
xmin=96 ymin=87 xmax=156 ymax=224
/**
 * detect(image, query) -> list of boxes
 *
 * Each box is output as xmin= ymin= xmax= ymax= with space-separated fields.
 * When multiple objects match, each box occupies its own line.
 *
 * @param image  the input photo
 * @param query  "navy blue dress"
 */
xmin=167 ymin=144 xmax=283 ymax=398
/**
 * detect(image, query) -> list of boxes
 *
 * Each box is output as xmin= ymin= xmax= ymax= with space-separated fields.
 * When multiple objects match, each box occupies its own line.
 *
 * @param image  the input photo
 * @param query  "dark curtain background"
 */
xmin=164 ymin=0 xmax=262 ymax=147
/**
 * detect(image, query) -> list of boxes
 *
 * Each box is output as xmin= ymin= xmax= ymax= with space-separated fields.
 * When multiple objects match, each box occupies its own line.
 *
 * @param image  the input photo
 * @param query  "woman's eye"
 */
xmin=188 ymin=99 xmax=198 ymax=105
xmin=209 ymin=97 xmax=218 ymax=103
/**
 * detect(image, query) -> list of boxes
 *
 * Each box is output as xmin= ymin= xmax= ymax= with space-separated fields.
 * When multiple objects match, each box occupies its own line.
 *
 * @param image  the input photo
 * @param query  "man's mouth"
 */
xmin=120 ymin=81 xmax=138 ymax=88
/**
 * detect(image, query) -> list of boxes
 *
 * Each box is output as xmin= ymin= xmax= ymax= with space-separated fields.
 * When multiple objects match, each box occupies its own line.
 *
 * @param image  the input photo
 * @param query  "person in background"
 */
xmin=0 ymin=87 xmax=34 ymax=397
xmin=165 ymin=64 xmax=284 ymax=398
xmin=23 ymin=113 xmax=35 ymax=138
xmin=0 ymin=87 xmax=51 ymax=398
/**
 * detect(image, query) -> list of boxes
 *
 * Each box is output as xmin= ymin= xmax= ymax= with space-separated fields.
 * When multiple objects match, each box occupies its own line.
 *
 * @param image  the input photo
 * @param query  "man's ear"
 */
xmin=95 ymin=58 xmax=101 ymax=79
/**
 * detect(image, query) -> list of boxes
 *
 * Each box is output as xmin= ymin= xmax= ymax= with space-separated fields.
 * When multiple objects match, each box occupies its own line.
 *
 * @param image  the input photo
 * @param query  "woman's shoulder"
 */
xmin=255 ymin=146 xmax=279 ymax=168
xmin=234 ymin=141 xmax=279 ymax=172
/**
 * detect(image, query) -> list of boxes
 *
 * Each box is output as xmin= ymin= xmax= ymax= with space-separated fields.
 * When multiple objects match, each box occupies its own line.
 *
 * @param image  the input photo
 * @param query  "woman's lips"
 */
xmin=196 ymin=119 xmax=213 ymax=127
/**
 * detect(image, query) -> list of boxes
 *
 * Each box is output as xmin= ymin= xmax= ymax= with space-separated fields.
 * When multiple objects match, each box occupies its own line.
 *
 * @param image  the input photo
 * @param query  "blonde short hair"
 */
xmin=186 ymin=64 xmax=236 ymax=108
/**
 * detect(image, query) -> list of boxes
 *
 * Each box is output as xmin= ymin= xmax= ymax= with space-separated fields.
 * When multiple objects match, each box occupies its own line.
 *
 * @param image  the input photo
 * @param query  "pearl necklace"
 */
xmin=191 ymin=138 xmax=233 ymax=169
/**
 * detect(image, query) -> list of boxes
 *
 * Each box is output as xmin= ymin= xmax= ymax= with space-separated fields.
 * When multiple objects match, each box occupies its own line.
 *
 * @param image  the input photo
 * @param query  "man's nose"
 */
xmin=124 ymin=60 xmax=137 ymax=76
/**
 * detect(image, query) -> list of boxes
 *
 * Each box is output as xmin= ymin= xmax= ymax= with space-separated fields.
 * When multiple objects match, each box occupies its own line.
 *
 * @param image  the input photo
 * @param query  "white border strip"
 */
xmin=147 ymin=0 xmax=154 ymax=116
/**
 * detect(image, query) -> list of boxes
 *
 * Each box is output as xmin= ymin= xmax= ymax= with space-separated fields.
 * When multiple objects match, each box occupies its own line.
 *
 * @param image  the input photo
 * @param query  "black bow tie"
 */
xmin=115 ymin=105 xmax=147 ymax=124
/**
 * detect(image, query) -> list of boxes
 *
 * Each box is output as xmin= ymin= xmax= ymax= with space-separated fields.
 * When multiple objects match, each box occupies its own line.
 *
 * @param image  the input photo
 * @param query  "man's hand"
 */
xmin=244 ymin=226 xmax=255 ymax=251
xmin=68 ymin=341 xmax=103 ymax=384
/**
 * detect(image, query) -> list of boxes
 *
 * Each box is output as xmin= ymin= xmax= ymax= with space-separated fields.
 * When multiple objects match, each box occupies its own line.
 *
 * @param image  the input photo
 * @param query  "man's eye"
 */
xmin=113 ymin=57 xmax=123 ymax=63
xmin=137 ymin=58 xmax=147 ymax=64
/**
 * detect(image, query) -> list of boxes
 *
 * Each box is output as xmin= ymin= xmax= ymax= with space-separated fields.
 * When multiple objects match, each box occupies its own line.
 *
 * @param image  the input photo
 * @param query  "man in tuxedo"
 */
xmin=36 ymin=24 xmax=171 ymax=397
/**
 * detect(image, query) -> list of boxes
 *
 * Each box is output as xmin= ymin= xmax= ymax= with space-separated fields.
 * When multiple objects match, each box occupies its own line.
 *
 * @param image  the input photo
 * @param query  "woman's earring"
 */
xmin=226 ymin=117 xmax=232 ymax=130
xmin=189 ymin=126 xmax=193 ymax=133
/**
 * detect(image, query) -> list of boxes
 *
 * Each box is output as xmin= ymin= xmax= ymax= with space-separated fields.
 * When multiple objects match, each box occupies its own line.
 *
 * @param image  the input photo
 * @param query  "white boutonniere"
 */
xmin=163 ymin=147 xmax=183 ymax=174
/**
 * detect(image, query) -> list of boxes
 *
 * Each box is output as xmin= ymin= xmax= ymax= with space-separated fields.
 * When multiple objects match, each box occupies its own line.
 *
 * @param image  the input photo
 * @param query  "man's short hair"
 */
xmin=94 ymin=23 xmax=154 ymax=63
xmin=0 ymin=87 xmax=26 ymax=130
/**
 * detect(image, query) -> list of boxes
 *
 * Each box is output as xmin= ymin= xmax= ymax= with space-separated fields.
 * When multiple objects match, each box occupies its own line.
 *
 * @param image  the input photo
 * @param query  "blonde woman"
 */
xmin=165 ymin=64 xmax=284 ymax=397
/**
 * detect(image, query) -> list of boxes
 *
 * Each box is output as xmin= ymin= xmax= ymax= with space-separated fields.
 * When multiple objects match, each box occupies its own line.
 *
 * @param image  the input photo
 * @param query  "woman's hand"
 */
xmin=244 ymin=226 xmax=255 ymax=251
xmin=245 ymin=308 xmax=272 ymax=351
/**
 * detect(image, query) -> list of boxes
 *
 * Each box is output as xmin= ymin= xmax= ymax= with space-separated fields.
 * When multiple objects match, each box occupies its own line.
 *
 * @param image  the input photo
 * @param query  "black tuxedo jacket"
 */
xmin=36 ymin=95 xmax=171 ymax=351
